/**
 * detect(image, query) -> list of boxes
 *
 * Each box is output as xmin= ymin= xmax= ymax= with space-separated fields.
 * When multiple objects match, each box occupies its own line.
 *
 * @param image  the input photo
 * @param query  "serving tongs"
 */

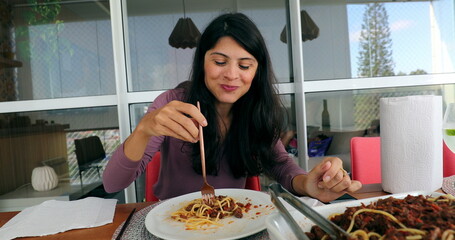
xmin=268 ymin=183 xmax=351 ymax=240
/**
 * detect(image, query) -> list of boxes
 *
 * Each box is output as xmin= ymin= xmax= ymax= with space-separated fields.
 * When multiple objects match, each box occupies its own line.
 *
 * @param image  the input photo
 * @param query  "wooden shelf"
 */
xmin=0 ymin=124 xmax=70 ymax=137
xmin=0 ymin=57 xmax=22 ymax=68
xmin=0 ymin=124 xmax=70 ymax=196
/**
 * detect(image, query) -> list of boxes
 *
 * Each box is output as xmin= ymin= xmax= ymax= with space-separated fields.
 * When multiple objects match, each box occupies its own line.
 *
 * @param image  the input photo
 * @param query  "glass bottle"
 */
xmin=322 ymin=99 xmax=330 ymax=131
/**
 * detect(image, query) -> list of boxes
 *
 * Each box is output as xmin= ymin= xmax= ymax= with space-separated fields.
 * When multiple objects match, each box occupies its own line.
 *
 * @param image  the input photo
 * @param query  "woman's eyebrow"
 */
xmin=210 ymin=52 xmax=229 ymax=58
xmin=209 ymin=52 xmax=256 ymax=62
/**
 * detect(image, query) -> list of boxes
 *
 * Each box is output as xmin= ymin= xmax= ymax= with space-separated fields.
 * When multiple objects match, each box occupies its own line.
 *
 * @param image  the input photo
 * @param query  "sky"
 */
xmin=347 ymin=2 xmax=432 ymax=76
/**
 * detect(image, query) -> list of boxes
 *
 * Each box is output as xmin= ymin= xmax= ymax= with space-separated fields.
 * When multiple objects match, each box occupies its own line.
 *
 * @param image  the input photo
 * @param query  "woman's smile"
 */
xmin=220 ymin=84 xmax=239 ymax=92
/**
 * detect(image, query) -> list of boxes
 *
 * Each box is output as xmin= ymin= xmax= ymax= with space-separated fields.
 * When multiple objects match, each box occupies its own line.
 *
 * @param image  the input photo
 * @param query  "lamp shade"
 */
xmin=281 ymin=10 xmax=319 ymax=43
xmin=31 ymin=166 xmax=59 ymax=191
xmin=169 ymin=17 xmax=201 ymax=49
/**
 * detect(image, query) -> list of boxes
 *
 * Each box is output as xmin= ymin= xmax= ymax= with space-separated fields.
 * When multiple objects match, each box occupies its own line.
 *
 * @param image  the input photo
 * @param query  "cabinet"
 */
xmin=0 ymin=124 xmax=69 ymax=196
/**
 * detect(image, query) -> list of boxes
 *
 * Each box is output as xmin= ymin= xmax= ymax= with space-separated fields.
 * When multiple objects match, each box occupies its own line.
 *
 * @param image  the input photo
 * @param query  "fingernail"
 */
xmin=323 ymin=175 xmax=331 ymax=182
xmin=202 ymin=120 xmax=208 ymax=126
xmin=323 ymin=161 xmax=331 ymax=170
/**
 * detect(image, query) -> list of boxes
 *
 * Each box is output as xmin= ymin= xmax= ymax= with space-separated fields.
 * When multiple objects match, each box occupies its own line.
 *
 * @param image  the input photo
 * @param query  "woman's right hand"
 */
xmin=124 ymin=101 xmax=207 ymax=161
xmin=138 ymin=100 xmax=207 ymax=142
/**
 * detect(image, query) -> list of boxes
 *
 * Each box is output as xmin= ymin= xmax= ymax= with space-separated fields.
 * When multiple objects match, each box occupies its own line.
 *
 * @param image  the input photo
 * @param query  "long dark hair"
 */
xmin=184 ymin=13 xmax=284 ymax=178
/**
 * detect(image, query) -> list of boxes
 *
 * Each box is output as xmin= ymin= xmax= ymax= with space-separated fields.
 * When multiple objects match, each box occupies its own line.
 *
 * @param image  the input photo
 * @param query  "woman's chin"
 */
xmin=214 ymin=95 xmax=241 ymax=105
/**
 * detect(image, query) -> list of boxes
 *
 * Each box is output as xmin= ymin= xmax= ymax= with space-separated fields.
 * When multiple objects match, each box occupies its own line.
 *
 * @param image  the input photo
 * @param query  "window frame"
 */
xmin=1 ymin=0 xmax=454 ymax=203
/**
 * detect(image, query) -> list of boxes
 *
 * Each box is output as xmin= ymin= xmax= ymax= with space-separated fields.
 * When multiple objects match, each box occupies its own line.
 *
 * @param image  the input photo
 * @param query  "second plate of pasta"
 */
xmin=144 ymin=188 xmax=276 ymax=240
xmin=265 ymin=191 xmax=448 ymax=240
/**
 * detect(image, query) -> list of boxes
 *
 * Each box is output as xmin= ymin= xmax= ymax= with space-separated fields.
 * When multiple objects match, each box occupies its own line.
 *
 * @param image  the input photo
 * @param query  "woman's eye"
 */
xmin=239 ymin=65 xmax=250 ymax=70
xmin=215 ymin=60 xmax=226 ymax=65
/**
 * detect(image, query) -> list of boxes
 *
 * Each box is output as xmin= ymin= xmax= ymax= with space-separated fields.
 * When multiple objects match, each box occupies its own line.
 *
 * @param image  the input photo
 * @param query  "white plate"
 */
xmin=145 ymin=188 xmax=276 ymax=240
xmin=265 ymin=191 xmax=445 ymax=240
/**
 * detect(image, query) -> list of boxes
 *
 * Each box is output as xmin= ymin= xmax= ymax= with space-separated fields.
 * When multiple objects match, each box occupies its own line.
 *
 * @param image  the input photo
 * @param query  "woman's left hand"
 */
xmin=293 ymin=157 xmax=362 ymax=203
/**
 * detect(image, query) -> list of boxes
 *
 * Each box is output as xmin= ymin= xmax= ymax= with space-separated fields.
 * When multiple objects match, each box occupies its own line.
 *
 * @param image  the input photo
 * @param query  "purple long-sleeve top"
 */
xmin=103 ymin=88 xmax=307 ymax=200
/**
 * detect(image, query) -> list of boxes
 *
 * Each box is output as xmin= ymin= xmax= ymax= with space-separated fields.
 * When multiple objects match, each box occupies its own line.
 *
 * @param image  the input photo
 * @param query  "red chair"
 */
xmin=145 ymin=152 xmax=162 ymax=202
xmin=350 ymin=137 xmax=381 ymax=184
xmin=443 ymin=141 xmax=455 ymax=177
xmin=145 ymin=152 xmax=261 ymax=202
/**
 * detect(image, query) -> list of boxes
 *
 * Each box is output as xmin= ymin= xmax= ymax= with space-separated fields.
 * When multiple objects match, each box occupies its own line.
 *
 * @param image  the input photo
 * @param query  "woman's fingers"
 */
xmin=299 ymin=157 xmax=362 ymax=202
xmin=313 ymin=157 xmax=343 ymax=187
xmin=155 ymin=114 xmax=198 ymax=142
xmin=315 ymin=157 xmax=361 ymax=193
xmin=324 ymin=168 xmax=348 ymax=189
xmin=144 ymin=101 xmax=208 ymax=142
xmin=168 ymin=101 xmax=207 ymax=125
xmin=347 ymin=180 xmax=362 ymax=193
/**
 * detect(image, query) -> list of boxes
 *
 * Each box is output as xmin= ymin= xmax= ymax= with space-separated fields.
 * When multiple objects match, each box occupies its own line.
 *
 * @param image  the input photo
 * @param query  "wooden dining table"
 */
xmin=0 ymin=184 xmax=440 ymax=240
xmin=0 ymin=201 xmax=154 ymax=240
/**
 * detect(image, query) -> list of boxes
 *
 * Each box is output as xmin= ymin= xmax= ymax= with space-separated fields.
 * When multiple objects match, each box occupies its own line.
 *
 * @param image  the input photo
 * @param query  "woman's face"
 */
xmin=204 ymin=36 xmax=258 ymax=106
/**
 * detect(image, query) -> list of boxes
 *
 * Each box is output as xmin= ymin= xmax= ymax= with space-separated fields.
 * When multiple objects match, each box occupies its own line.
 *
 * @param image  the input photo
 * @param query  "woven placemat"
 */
xmin=442 ymin=175 xmax=455 ymax=196
xmin=111 ymin=201 xmax=270 ymax=240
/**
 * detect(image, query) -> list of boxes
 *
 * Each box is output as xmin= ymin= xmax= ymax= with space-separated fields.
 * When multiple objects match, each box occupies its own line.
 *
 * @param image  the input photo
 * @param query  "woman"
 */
xmin=103 ymin=13 xmax=361 ymax=203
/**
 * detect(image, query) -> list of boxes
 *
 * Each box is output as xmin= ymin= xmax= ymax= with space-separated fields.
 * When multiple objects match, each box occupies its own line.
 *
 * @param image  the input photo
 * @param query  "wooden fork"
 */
xmin=197 ymin=101 xmax=215 ymax=204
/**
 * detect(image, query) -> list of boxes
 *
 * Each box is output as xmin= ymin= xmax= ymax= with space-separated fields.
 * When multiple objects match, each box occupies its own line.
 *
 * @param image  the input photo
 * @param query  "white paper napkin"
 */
xmin=380 ymin=95 xmax=443 ymax=193
xmin=0 ymin=197 xmax=117 ymax=240
xmin=279 ymin=196 xmax=325 ymax=211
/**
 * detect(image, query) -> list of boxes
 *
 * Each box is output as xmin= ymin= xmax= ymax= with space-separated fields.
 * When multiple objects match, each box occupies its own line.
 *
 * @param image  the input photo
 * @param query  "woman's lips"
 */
xmin=221 ymin=84 xmax=239 ymax=91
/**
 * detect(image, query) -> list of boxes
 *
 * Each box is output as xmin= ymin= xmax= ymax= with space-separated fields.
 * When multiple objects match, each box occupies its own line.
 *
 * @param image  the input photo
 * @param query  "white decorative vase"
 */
xmin=31 ymin=166 xmax=59 ymax=191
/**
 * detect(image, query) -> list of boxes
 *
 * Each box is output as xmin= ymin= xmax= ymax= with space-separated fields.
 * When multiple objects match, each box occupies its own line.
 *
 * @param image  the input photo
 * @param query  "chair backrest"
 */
xmin=443 ymin=141 xmax=455 ymax=177
xmin=74 ymin=136 xmax=106 ymax=169
xmin=145 ymin=152 xmax=162 ymax=202
xmin=245 ymin=174 xmax=261 ymax=192
xmin=350 ymin=136 xmax=381 ymax=184
xmin=145 ymin=152 xmax=261 ymax=202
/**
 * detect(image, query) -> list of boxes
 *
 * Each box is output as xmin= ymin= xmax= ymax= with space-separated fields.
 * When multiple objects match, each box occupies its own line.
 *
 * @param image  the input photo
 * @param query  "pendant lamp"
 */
xmin=281 ymin=10 xmax=319 ymax=43
xmin=169 ymin=0 xmax=201 ymax=49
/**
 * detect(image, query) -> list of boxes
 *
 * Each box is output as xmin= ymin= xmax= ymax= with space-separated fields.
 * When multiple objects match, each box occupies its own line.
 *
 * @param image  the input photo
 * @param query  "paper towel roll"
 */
xmin=380 ymin=95 xmax=443 ymax=193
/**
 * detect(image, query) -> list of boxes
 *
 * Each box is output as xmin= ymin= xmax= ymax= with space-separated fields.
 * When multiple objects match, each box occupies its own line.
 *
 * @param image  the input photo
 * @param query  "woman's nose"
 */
xmin=223 ymin=64 xmax=239 ymax=80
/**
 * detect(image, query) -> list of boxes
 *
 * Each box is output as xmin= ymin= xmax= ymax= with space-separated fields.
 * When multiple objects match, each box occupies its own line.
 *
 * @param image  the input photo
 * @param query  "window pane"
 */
xmin=0 ymin=107 xmax=123 ymax=211
xmin=0 ymin=0 xmax=115 ymax=102
xmin=129 ymin=102 xmax=150 ymax=202
xmin=260 ymin=94 xmax=298 ymax=186
xmin=301 ymin=0 xmax=455 ymax=81
xmin=129 ymin=102 xmax=149 ymax=132
xmin=280 ymin=94 xmax=298 ymax=156
xmin=125 ymin=0 xmax=291 ymax=92
xmin=305 ymin=84 xmax=454 ymax=170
